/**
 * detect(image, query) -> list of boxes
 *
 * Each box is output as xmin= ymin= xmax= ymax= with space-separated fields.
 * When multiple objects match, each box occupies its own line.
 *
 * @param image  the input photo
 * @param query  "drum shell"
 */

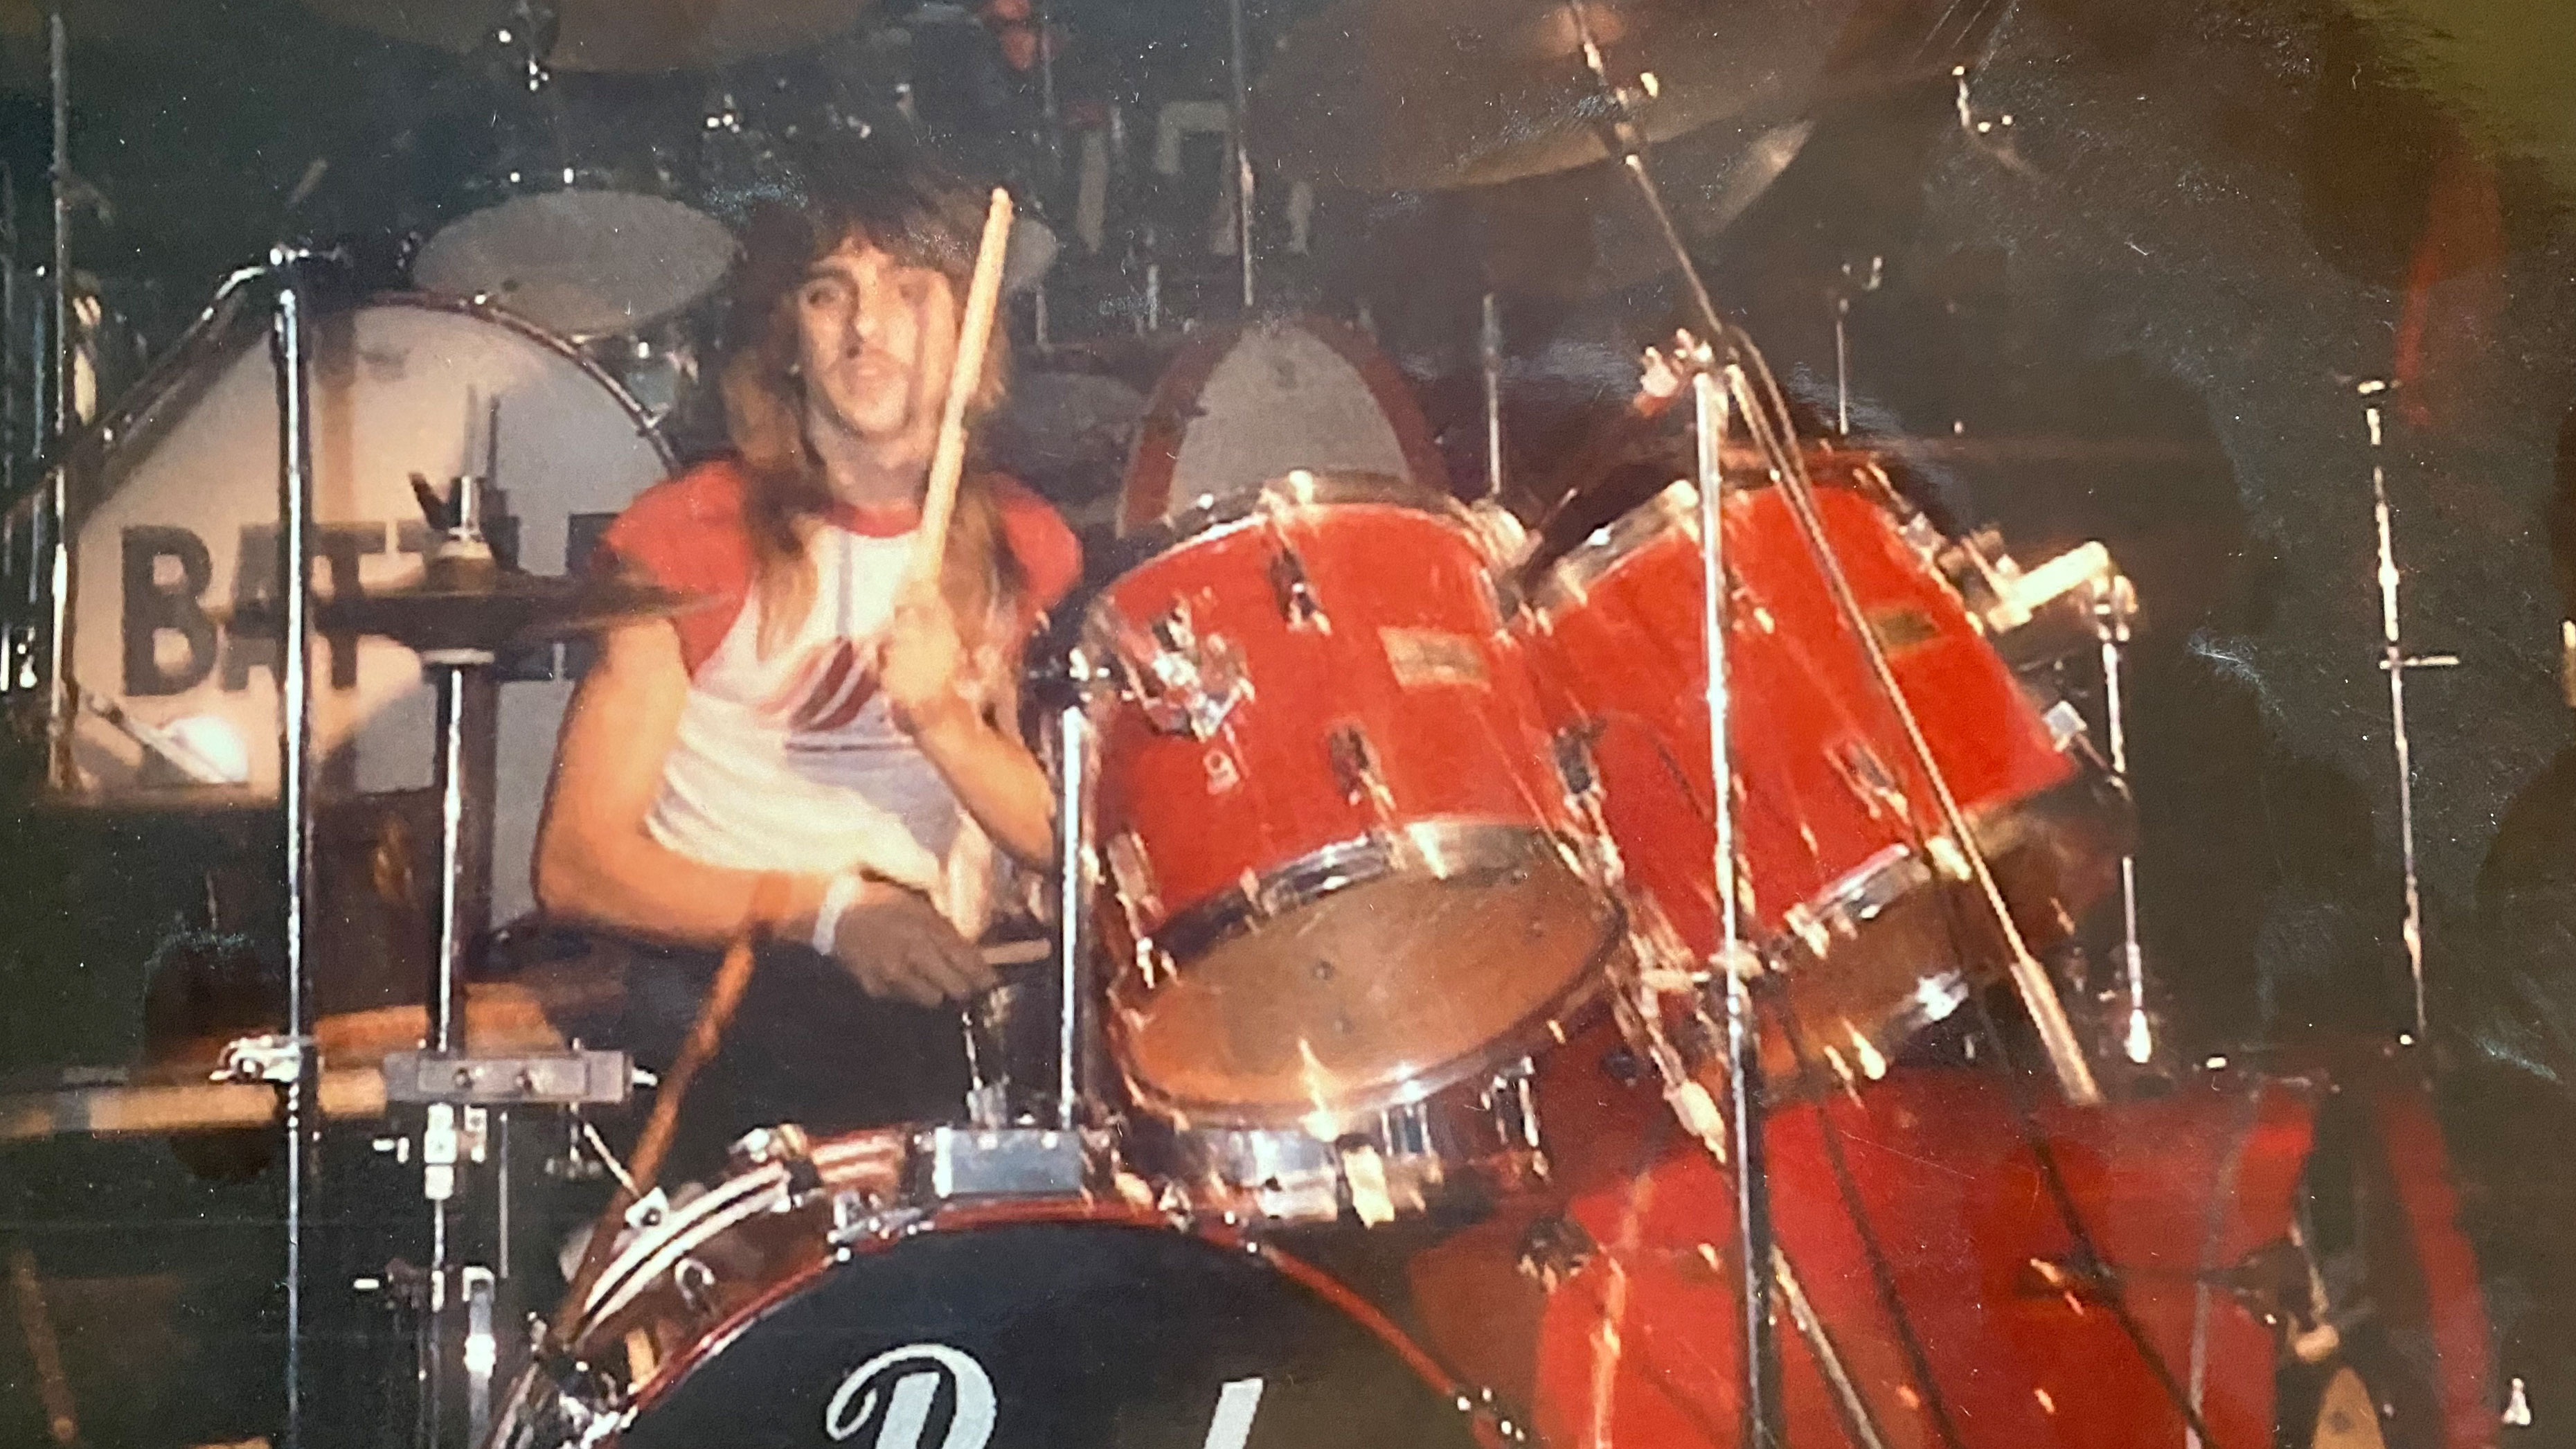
xmin=1089 ymin=481 xmax=1616 ymax=1126
xmin=1519 ymin=466 xmax=2109 ymax=1079
xmin=517 ymin=1129 xmax=1505 ymax=1449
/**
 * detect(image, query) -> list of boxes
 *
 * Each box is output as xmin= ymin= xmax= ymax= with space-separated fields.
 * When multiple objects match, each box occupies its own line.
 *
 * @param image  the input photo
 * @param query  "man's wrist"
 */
xmin=902 ymin=693 xmax=984 ymax=749
xmin=809 ymin=872 xmax=868 ymax=955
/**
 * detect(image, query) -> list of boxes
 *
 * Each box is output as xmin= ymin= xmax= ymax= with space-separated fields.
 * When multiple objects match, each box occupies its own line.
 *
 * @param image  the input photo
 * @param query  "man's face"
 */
xmin=794 ymin=236 xmax=960 ymax=447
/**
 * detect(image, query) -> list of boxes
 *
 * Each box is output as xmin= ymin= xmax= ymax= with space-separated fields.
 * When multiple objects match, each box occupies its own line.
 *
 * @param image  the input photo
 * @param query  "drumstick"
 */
xmin=911 ymin=187 xmax=1016 ymax=596
xmin=545 ymin=878 xmax=785 ymax=1353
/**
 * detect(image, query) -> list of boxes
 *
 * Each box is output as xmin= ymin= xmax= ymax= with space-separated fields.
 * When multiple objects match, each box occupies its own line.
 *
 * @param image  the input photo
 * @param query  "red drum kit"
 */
xmin=0 ymin=0 xmax=2503 ymax=1446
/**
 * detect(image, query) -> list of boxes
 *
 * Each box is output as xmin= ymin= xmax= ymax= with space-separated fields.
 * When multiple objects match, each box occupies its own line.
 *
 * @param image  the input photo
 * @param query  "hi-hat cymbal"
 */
xmin=1249 ymin=0 xmax=1917 ymax=192
xmin=303 ymin=0 xmax=876 ymax=73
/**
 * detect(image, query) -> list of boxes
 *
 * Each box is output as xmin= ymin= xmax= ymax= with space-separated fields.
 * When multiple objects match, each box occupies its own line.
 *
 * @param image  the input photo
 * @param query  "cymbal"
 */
xmin=227 ymin=560 xmax=699 ymax=657
xmin=302 ymin=0 xmax=876 ymax=73
xmin=1250 ymin=0 xmax=1886 ymax=191
xmin=316 ymin=563 xmax=700 ymax=656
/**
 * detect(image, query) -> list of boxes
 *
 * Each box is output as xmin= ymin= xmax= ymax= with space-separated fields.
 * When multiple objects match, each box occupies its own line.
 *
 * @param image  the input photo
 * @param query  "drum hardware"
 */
xmin=496 ymin=1121 xmax=1516 ymax=1449
xmin=1132 ymin=1058 xmax=1553 ymax=1226
xmin=2091 ymin=569 xmax=2161 ymax=1067
xmin=2357 ymin=377 xmax=2459 ymax=1049
xmin=1832 ymin=254 xmax=1885 ymax=438
xmin=1481 ymin=291 xmax=1506 ymax=500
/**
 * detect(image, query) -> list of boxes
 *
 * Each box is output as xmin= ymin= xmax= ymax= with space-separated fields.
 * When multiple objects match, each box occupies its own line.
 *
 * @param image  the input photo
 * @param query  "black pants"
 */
xmin=531 ymin=929 xmax=974 ymax=1187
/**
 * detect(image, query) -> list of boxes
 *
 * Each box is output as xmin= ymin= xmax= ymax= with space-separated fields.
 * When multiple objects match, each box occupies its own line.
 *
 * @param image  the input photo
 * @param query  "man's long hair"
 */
xmin=719 ymin=142 xmax=1021 ymax=657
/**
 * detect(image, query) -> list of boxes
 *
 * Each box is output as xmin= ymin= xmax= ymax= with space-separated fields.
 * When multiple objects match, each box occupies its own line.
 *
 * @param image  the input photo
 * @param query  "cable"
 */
xmin=1771 ymin=993 xmax=1976 ymax=1449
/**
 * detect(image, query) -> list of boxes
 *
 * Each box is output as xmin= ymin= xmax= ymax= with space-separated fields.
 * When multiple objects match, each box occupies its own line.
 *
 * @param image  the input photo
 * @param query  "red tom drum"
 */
xmin=1089 ymin=471 xmax=1620 ymax=1128
xmin=1518 ymin=456 xmax=2118 ymax=1085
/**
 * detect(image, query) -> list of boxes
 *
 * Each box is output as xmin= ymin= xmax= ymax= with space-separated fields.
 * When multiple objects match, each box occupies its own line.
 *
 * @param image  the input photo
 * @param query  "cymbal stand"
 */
xmin=1688 ymin=356 xmax=1782 ymax=1448
xmin=386 ymin=475 xmax=631 ymax=1449
xmin=2093 ymin=575 xmax=2156 ymax=1065
xmin=270 ymin=248 xmax=328 ymax=1449
xmin=1224 ymin=0 xmax=1256 ymax=310
xmin=2356 ymin=379 xmax=2452 ymax=1047
xmin=1560 ymin=4 xmax=2102 ymax=1110
xmin=1050 ymin=649 xmax=1102 ymax=1130
xmin=39 ymin=8 xmax=71 ymax=765
xmin=1481 ymin=292 xmax=1505 ymax=499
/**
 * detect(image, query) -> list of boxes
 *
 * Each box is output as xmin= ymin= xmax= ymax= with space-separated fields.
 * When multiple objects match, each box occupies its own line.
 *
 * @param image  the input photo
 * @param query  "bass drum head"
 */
xmin=66 ymin=294 xmax=671 ymax=925
xmin=1118 ymin=315 xmax=1447 ymax=535
xmin=624 ymin=1216 xmax=1495 ymax=1449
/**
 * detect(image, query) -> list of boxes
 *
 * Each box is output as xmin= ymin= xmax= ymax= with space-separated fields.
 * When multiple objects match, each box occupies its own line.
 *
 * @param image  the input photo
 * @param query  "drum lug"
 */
xmin=1515 ymin=1212 xmax=1597 ymax=1291
xmin=1104 ymin=830 xmax=1164 ymax=927
xmin=1121 ymin=601 xmax=1253 ymax=738
xmin=1326 ymin=722 xmax=1393 ymax=810
xmin=1828 ymin=737 xmax=1910 ymax=824
xmin=1267 ymin=544 xmax=1329 ymax=631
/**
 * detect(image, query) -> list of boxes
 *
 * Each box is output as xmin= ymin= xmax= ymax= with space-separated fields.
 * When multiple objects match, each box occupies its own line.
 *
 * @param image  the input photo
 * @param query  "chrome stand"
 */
xmin=2359 ymin=380 xmax=2451 ymax=1047
xmin=1690 ymin=364 xmax=1782 ymax=1446
xmin=1052 ymin=657 xmax=1098 ymax=1130
xmin=268 ymin=251 xmax=325 ymax=1449
xmin=2093 ymin=575 xmax=2156 ymax=1065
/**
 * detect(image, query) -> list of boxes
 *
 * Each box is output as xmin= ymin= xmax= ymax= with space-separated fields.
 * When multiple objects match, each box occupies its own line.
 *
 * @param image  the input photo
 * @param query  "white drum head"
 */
xmin=1120 ymin=314 xmax=1444 ymax=534
xmin=67 ymin=296 xmax=672 ymax=923
xmin=414 ymin=190 xmax=738 ymax=339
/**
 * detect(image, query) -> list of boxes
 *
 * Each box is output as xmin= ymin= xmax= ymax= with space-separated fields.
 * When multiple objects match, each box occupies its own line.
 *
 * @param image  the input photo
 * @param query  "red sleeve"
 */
xmin=598 ymin=460 xmax=755 ymax=675
xmin=990 ymin=475 xmax=1083 ymax=624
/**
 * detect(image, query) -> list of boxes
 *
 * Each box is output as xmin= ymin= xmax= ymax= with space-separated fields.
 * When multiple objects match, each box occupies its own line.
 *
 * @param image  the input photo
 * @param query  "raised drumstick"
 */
xmin=913 ymin=186 xmax=1016 ymax=594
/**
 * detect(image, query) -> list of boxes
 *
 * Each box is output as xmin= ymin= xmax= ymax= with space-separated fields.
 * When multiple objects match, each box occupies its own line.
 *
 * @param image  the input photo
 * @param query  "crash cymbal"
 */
xmin=302 ymin=0 xmax=876 ymax=73
xmin=1251 ymin=0 xmax=1906 ymax=192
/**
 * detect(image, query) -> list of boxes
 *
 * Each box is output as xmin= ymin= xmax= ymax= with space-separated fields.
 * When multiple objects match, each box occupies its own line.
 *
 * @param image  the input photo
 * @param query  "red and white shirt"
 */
xmin=602 ymin=459 xmax=1081 ymax=932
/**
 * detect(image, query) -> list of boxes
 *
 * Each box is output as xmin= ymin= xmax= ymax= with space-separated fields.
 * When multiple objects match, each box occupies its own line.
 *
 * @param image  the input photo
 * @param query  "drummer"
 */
xmin=531 ymin=141 xmax=1080 ymax=1180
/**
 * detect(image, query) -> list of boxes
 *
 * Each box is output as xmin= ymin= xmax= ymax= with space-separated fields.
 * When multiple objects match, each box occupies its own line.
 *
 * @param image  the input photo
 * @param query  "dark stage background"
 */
xmin=1 ymin=0 xmax=2574 ymax=1443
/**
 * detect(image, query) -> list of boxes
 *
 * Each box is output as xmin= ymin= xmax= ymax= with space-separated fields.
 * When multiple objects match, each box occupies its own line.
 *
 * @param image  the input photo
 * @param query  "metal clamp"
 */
xmin=382 ymin=1050 xmax=634 ymax=1106
xmin=1269 ymin=544 xmax=1328 ymax=630
xmin=215 ymin=1033 xmax=314 ymax=1085
xmin=1116 ymin=600 xmax=1253 ymax=738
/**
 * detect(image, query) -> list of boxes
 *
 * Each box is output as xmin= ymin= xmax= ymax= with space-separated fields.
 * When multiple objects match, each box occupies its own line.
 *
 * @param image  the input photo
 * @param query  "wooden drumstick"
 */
xmin=544 ymin=876 xmax=787 ymax=1353
xmin=911 ymin=186 xmax=1017 ymax=594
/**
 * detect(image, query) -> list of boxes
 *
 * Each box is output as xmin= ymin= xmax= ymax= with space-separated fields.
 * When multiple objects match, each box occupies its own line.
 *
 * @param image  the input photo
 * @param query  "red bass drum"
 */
xmin=1406 ymin=1032 xmax=2494 ymax=1448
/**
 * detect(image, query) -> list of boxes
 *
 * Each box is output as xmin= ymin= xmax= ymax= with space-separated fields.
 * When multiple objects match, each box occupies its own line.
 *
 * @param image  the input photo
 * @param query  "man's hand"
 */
xmin=880 ymin=590 xmax=976 ymax=739
xmin=828 ymin=887 xmax=996 ymax=1006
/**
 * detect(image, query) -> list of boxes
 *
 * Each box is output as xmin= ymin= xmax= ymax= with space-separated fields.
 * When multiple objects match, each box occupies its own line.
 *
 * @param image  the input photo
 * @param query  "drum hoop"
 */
xmin=1116 ymin=819 xmax=1616 ymax=1127
xmin=46 ymin=288 xmax=676 ymax=806
xmin=1525 ymin=479 xmax=1700 ymax=620
xmin=1523 ymin=450 xmax=1908 ymax=621
xmin=1095 ymin=470 xmax=1483 ymax=585
xmin=578 ymin=1131 xmax=909 ymax=1334
xmin=620 ymin=1193 xmax=1490 ymax=1432
xmin=70 ymin=288 xmax=674 ymax=534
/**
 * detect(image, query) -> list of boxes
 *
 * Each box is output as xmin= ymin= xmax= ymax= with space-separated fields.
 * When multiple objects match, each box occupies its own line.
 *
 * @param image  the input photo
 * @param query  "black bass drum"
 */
xmin=499 ymin=1128 xmax=1514 ymax=1448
